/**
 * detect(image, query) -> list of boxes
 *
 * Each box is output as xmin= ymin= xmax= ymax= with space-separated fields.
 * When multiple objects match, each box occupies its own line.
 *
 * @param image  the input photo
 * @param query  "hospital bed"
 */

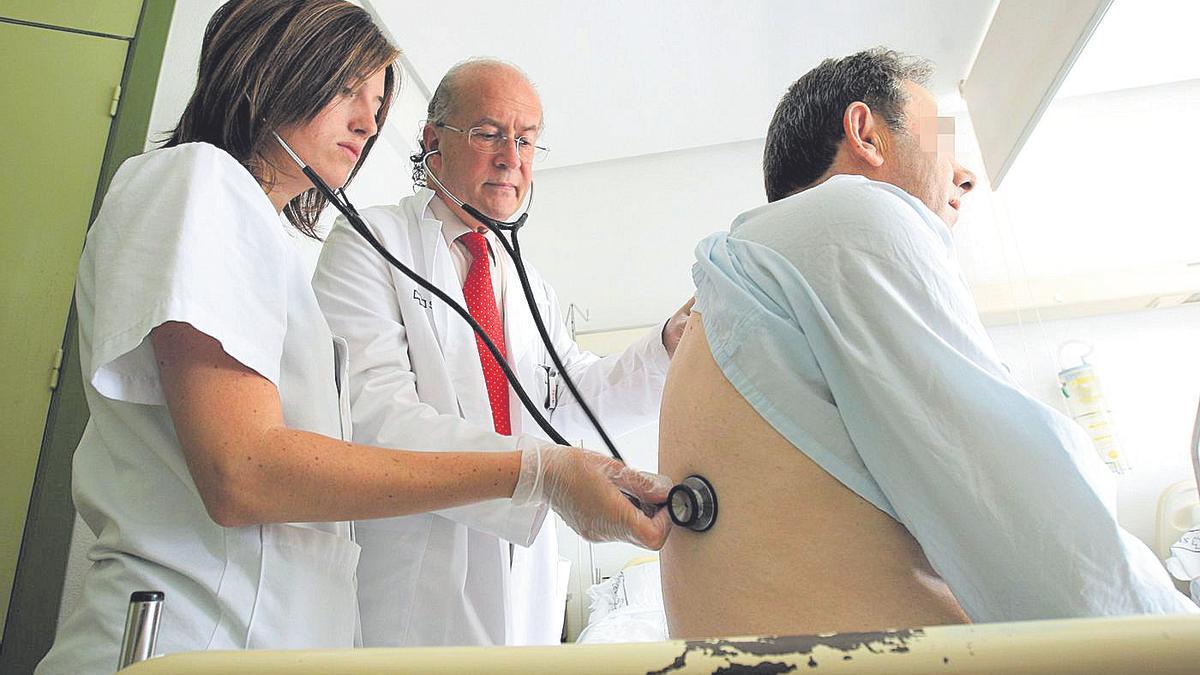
xmin=112 ymin=432 xmax=1200 ymax=673
xmin=122 ymin=613 xmax=1200 ymax=673
xmin=117 ymin=538 xmax=1200 ymax=671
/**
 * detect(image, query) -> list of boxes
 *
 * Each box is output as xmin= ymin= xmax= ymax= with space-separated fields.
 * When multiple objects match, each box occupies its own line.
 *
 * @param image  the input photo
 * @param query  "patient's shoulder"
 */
xmin=730 ymin=174 xmax=950 ymax=268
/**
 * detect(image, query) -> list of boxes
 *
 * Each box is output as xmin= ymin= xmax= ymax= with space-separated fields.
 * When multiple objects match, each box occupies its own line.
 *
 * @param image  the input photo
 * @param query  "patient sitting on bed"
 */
xmin=659 ymin=48 xmax=1197 ymax=639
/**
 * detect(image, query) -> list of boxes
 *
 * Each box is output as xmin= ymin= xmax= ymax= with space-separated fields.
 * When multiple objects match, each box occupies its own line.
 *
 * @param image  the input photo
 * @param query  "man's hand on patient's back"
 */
xmin=662 ymin=297 xmax=696 ymax=358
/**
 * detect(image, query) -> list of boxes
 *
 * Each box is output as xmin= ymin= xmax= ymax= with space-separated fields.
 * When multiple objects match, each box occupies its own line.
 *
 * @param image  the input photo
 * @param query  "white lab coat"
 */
xmin=312 ymin=189 xmax=669 ymax=646
xmin=38 ymin=143 xmax=361 ymax=675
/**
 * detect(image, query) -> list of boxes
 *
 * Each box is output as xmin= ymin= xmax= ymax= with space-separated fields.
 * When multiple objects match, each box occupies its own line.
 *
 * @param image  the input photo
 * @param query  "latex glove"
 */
xmin=661 ymin=297 xmax=696 ymax=358
xmin=513 ymin=444 xmax=673 ymax=549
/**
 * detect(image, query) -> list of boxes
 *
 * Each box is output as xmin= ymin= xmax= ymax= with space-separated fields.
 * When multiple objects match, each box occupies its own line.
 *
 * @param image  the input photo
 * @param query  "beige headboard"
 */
xmin=125 ymin=614 xmax=1199 ymax=674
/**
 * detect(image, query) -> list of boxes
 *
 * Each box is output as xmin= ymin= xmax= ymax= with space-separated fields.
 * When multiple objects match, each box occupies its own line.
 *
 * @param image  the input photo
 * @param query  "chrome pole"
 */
xmin=117 ymin=591 xmax=163 ymax=670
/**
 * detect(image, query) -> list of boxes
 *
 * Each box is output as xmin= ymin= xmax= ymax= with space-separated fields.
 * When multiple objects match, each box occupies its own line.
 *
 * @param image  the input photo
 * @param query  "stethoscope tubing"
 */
xmin=291 ymin=158 xmax=573 ymax=450
xmin=466 ymin=205 xmax=625 ymax=462
xmin=421 ymin=153 xmax=625 ymax=463
xmin=274 ymin=133 xmax=698 ymax=524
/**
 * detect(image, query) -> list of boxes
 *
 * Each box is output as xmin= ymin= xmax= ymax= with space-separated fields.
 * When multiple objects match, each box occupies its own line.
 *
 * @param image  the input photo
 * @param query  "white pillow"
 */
xmin=620 ymin=560 xmax=665 ymax=611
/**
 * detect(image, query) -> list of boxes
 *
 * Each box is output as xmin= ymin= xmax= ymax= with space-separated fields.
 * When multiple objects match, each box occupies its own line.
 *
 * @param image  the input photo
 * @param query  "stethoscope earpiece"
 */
xmin=668 ymin=475 xmax=717 ymax=532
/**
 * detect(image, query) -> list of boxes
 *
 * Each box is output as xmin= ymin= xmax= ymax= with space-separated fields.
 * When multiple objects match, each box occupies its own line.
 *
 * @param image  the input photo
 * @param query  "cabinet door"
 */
xmin=0 ymin=0 xmax=142 ymax=37
xmin=0 ymin=21 xmax=129 ymax=634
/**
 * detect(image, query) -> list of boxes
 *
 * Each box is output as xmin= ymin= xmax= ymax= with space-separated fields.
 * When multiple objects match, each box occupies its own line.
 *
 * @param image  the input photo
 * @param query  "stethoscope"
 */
xmin=418 ymin=151 xmax=629 ymax=460
xmin=272 ymin=132 xmax=717 ymax=532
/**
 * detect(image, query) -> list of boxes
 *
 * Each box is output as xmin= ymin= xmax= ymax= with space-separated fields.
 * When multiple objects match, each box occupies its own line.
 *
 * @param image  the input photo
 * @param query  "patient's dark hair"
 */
xmin=165 ymin=0 xmax=399 ymax=238
xmin=762 ymin=47 xmax=932 ymax=203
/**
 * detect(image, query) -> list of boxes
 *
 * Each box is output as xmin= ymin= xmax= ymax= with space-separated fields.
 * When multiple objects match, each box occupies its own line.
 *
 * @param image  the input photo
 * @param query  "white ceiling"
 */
xmin=368 ymin=0 xmax=999 ymax=170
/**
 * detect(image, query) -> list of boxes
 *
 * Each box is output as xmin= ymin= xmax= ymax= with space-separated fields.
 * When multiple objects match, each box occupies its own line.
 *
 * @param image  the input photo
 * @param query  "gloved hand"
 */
xmin=512 ymin=444 xmax=673 ymax=549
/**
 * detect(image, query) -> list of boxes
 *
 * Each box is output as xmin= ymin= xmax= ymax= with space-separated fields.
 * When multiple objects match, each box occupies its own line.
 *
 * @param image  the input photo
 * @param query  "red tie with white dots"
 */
xmin=459 ymin=231 xmax=511 ymax=435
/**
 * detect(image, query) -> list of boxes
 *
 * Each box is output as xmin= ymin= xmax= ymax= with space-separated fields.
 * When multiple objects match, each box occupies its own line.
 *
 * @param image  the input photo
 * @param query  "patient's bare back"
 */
xmin=659 ymin=313 xmax=968 ymax=638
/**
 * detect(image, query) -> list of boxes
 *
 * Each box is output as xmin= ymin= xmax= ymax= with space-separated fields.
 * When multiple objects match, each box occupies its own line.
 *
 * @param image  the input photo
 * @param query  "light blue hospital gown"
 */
xmin=692 ymin=174 xmax=1197 ymax=621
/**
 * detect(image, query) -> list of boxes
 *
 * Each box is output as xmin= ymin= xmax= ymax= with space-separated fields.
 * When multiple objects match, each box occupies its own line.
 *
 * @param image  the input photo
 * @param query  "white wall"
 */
xmin=516 ymin=139 xmax=768 ymax=332
xmin=143 ymin=0 xmax=225 ymax=148
xmin=986 ymin=304 xmax=1200 ymax=548
xmin=373 ymin=0 xmax=996 ymax=171
xmin=518 ymin=95 xmax=1003 ymax=333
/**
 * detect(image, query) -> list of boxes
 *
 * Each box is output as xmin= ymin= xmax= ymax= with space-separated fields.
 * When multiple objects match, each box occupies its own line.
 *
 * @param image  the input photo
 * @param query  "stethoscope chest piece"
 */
xmin=668 ymin=475 xmax=717 ymax=532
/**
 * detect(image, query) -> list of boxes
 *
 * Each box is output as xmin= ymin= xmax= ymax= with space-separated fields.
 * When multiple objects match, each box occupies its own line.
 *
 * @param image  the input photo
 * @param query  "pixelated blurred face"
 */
xmin=887 ymin=81 xmax=976 ymax=228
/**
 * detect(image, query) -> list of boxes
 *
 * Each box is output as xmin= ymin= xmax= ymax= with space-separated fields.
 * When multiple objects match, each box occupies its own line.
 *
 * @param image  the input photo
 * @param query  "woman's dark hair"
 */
xmin=165 ymin=0 xmax=399 ymax=238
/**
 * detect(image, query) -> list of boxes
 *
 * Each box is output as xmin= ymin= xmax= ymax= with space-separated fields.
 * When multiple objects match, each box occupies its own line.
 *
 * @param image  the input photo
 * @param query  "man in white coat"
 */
xmin=312 ymin=58 xmax=690 ymax=647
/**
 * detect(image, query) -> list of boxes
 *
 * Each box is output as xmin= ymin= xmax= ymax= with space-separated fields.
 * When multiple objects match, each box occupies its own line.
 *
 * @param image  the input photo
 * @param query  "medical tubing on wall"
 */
xmin=299 ymin=168 xmax=573 ymax=448
xmin=466 ymin=202 xmax=624 ymax=463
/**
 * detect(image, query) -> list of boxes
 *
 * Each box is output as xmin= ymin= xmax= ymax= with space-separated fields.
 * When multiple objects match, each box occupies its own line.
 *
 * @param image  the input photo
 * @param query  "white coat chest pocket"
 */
xmin=332 ymin=336 xmax=353 ymax=441
xmin=246 ymin=524 xmax=361 ymax=649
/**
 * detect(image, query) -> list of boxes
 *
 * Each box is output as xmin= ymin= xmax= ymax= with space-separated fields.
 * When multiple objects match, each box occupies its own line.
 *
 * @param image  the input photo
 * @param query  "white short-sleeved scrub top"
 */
xmin=38 ymin=143 xmax=359 ymax=675
xmin=692 ymin=174 xmax=1197 ymax=622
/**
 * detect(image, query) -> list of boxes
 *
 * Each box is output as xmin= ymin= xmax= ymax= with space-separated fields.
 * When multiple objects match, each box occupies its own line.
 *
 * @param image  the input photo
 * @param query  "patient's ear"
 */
xmin=842 ymin=102 xmax=887 ymax=169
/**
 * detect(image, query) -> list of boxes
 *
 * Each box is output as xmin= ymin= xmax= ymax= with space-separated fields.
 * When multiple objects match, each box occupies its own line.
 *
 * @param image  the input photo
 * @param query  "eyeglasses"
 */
xmin=436 ymin=123 xmax=549 ymax=161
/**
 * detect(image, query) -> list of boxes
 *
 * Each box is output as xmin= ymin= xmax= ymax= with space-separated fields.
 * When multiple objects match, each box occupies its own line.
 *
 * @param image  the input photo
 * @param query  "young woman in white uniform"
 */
xmin=37 ymin=2 xmax=671 ymax=672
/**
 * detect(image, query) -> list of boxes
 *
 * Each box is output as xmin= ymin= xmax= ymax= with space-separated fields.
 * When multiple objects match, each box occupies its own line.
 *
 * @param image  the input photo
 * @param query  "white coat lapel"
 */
xmin=414 ymin=220 xmax=447 ymax=346
xmin=403 ymin=189 xmax=447 ymax=345
xmin=424 ymin=215 xmax=493 ymax=425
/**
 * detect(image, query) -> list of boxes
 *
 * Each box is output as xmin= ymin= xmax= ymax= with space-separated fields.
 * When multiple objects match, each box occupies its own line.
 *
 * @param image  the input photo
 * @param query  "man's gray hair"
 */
xmin=762 ymin=47 xmax=932 ymax=202
xmin=410 ymin=57 xmax=538 ymax=187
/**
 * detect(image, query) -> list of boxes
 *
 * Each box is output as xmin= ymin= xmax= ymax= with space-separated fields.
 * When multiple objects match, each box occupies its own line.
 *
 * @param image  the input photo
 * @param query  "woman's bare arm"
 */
xmin=151 ymin=321 xmax=519 ymax=527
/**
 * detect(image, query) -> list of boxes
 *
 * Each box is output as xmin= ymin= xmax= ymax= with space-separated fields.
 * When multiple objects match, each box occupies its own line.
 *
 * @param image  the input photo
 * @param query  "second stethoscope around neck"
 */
xmin=272 ymin=133 xmax=717 ymax=532
xmin=420 ymin=149 xmax=635 ymax=473
xmin=420 ymin=150 xmax=529 ymax=234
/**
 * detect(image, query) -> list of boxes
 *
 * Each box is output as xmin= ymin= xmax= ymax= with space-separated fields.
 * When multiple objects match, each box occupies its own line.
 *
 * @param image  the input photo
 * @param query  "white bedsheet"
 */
xmin=576 ymin=560 xmax=668 ymax=643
